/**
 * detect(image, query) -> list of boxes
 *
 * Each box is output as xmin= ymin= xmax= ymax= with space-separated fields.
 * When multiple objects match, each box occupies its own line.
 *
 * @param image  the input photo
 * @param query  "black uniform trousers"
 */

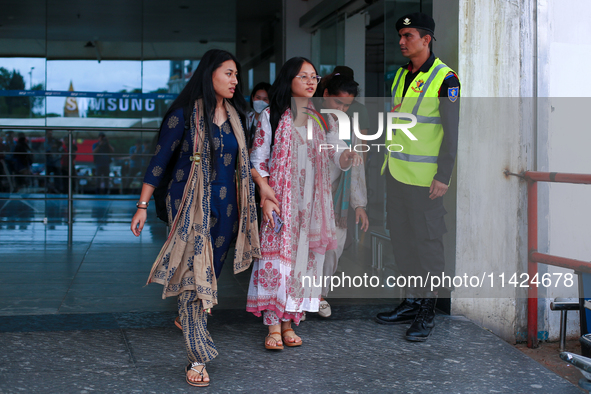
xmin=386 ymin=174 xmax=447 ymax=289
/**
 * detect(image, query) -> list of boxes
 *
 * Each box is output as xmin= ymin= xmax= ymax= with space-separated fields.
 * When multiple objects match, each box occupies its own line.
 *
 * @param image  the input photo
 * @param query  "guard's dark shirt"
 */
xmin=401 ymin=52 xmax=460 ymax=185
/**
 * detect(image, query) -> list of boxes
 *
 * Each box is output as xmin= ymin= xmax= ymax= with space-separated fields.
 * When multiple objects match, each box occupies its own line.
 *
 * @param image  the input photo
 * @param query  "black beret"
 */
xmin=396 ymin=12 xmax=436 ymax=37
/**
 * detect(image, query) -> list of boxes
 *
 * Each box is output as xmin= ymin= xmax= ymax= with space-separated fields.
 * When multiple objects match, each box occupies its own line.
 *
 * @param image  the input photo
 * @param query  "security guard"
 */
xmin=375 ymin=12 xmax=460 ymax=342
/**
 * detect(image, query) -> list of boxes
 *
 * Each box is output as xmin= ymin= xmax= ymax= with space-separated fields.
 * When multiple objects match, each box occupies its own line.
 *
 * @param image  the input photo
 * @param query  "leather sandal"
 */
xmin=265 ymin=331 xmax=284 ymax=350
xmin=281 ymin=328 xmax=302 ymax=347
xmin=185 ymin=361 xmax=209 ymax=387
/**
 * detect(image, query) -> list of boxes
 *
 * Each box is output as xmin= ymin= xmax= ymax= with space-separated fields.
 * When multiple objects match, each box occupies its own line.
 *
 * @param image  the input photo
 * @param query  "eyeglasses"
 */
xmin=294 ymin=74 xmax=321 ymax=84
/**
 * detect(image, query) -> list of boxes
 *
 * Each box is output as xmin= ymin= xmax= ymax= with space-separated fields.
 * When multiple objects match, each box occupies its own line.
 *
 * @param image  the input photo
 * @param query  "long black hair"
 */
xmin=162 ymin=49 xmax=248 ymax=164
xmin=269 ymin=57 xmax=318 ymax=140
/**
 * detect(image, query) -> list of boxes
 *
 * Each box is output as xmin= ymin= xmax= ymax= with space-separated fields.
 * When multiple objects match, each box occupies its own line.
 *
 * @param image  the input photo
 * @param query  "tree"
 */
xmin=31 ymin=83 xmax=45 ymax=117
xmin=0 ymin=67 xmax=30 ymax=117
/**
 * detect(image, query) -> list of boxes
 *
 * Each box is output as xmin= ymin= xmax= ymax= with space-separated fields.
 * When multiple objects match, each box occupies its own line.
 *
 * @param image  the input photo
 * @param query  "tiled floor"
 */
xmin=0 ymin=197 xmax=398 ymax=316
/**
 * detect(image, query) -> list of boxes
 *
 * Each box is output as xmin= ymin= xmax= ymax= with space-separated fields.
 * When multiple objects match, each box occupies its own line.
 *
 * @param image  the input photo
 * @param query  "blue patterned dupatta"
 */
xmin=147 ymin=99 xmax=260 ymax=309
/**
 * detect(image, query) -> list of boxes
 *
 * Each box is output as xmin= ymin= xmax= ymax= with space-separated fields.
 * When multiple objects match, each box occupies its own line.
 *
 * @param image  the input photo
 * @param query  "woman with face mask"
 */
xmin=246 ymin=82 xmax=271 ymax=148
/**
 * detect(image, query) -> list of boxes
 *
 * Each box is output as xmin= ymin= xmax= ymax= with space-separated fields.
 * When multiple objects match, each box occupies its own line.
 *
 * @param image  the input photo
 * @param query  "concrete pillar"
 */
xmin=443 ymin=0 xmax=537 ymax=343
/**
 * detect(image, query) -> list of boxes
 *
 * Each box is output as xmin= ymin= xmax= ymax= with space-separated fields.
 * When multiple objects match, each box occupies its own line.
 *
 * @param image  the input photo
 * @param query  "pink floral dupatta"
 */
xmin=259 ymin=101 xmax=338 ymax=300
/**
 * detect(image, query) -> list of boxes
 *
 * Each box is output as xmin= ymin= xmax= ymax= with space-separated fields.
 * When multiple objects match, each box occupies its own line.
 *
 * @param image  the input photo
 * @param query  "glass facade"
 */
xmin=0 ymin=0 xmax=282 ymax=230
xmin=311 ymin=15 xmax=346 ymax=77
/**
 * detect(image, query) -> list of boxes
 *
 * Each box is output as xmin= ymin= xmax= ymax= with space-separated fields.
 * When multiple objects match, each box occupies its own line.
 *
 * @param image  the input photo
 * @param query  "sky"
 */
xmin=1 ymin=57 xmax=171 ymax=115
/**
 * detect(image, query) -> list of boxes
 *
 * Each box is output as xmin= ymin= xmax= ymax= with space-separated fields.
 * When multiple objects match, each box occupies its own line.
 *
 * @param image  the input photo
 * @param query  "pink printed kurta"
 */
xmin=246 ymin=106 xmax=349 ymax=322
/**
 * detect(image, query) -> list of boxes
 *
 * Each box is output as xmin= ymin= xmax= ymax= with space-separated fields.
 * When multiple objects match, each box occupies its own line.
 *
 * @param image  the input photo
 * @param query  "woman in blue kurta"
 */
xmin=130 ymin=49 xmax=276 ymax=387
xmin=143 ymin=107 xmax=240 ymax=278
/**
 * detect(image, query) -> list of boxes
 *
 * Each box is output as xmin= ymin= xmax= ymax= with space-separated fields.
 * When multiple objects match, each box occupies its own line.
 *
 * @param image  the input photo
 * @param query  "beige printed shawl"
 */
xmin=147 ymin=99 xmax=260 ymax=309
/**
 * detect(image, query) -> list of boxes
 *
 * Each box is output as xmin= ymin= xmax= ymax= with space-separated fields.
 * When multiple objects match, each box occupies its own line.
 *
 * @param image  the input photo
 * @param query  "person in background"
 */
xmin=141 ymin=140 xmax=151 ymax=172
xmin=330 ymin=66 xmax=370 ymax=137
xmin=60 ymin=136 xmax=77 ymax=193
xmin=4 ymin=131 xmax=15 ymax=151
xmin=0 ymin=132 xmax=8 ymax=162
xmin=315 ymin=70 xmax=369 ymax=317
xmin=324 ymin=66 xmax=371 ymax=251
xmin=92 ymin=132 xmax=114 ymax=194
xmin=0 ymin=132 xmax=11 ymax=192
xmin=246 ymin=82 xmax=271 ymax=148
xmin=127 ymin=139 xmax=144 ymax=189
xmin=3 ymin=131 xmax=16 ymax=173
xmin=246 ymin=57 xmax=362 ymax=349
xmin=13 ymin=132 xmax=33 ymax=191
xmin=44 ymin=130 xmax=63 ymax=193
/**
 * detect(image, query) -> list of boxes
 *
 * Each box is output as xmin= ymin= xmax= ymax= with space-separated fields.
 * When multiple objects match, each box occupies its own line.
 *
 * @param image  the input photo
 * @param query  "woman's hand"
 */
xmin=131 ymin=209 xmax=148 ymax=236
xmin=355 ymin=207 xmax=369 ymax=232
xmin=339 ymin=150 xmax=363 ymax=168
xmin=130 ymin=184 xmax=155 ymax=236
xmin=262 ymin=199 xmax=280 ymax=228
xmin=258 ymin=181 xmax=279 ymax=208
xmin=251 ymin=168 xmax=279 ymax=207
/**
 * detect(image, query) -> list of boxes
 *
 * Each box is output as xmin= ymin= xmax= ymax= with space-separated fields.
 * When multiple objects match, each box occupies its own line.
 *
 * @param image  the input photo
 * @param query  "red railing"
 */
xmin=522 ymin=171 xmax=591 ymax=348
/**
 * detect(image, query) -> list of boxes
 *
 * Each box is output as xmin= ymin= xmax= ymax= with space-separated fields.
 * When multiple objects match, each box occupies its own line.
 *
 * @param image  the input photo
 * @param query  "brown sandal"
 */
xmin=281 ymin=328 xmax=302 ymax=347
xmin=185 ymin=362 xmax=210 ymax=387
xmin=265 ymin=331 xmax=284 ymax=350
xmin=174 ymin=316 xmax=182 ymax=330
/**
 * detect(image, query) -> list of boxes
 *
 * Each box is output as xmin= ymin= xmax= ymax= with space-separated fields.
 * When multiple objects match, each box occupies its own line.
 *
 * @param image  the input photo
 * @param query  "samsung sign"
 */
xmin=80 ymin=97 xmax=157 ymax=112
xmin=1 ymin=90 xmax=177 ymax=113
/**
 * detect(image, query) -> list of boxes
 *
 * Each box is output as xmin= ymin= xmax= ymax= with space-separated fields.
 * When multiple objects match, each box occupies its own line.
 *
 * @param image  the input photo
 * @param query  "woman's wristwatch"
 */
xmin=136 ymin=201 xmax=149 ymax=210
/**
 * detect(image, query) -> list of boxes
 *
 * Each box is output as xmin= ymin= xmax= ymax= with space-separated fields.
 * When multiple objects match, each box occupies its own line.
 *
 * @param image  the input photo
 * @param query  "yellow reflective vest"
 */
xmin=381 ymin=58 xmax=459 ymax=187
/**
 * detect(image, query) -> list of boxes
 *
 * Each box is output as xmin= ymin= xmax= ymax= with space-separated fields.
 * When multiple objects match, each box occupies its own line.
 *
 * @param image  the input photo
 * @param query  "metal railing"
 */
xmin=508 ymin=170 xmax=591 ymax=348
xmin=0 ymin=125 xmax=159 ymax=244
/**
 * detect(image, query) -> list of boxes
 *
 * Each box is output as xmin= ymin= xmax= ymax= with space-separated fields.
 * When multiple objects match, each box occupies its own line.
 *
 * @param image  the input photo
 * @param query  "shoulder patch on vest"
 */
xmin=448 ymin=86 xmax=459 ymax=102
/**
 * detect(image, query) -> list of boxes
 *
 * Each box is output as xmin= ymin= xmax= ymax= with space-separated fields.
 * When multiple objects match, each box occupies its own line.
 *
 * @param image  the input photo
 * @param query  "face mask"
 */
xmin=253 ymin=100 xmax=269 ymax=114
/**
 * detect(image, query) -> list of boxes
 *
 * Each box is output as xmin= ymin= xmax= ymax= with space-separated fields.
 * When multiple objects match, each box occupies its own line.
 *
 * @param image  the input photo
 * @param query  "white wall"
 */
xmin=536 ymin=0 xmax=591 ymax=341
xmin=450 ymin=0 xmax=537 ymax=343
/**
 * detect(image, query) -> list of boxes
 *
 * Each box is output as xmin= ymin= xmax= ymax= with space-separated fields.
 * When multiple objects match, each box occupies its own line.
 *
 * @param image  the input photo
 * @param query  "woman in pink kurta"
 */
xmin=246 ymin=57 xmax=362 ymax=349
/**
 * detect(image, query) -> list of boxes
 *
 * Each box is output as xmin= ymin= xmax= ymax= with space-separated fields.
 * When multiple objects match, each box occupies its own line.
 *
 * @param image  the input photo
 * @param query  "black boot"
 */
xmin=405 ymin=296 xmax=437 ymax=341
xmin=375 ymin=298 xmax=421 ymax=325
